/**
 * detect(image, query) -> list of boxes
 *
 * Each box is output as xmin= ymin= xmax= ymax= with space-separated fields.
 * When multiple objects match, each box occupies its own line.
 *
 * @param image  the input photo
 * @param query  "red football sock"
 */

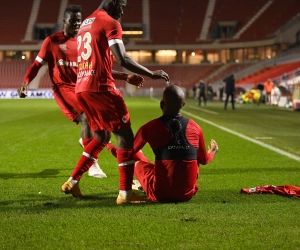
xmin=107 ymin=143 xmax=149 ymax=163
xmin=71 ymin=138 xmax=106 ymax=180
xmin=133 ymin=150 xmax=150 ymax=162
xmin=106 ymin=142 xmax=117 ymax=158
xmin=117 ymin=148 xmax=134 ymax=191
xmin=82 ymin=138 xmax=93 ymax=148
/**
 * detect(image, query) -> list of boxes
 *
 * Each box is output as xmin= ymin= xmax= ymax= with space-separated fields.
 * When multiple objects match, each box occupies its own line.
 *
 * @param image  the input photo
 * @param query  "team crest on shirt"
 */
xmin=59 ymin=44 xmax=67 ymax=51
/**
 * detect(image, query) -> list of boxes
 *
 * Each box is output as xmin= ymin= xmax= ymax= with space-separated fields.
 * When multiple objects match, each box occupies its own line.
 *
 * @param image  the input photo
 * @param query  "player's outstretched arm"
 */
xmin=126 ymin=74 xmax=144 ymax=88
xmin=18 ymin=60 xmax=43 ymax=98
xmin=110 ymin=43 xmax=169 ymax=83
xmin=112 ymin=70 xmax=144 ymax=88
xmin=17 ymin=83 xmax=28 ymax=98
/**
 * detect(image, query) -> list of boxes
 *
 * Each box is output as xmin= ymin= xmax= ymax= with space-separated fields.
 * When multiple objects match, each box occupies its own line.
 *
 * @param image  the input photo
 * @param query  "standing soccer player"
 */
xmin=17 ymin=5 xmax=107 ymax=178
xmin=17 ymin=5 xmax=141 ymax=178
xmin=61 ymin=0 xmax=169 ymax=204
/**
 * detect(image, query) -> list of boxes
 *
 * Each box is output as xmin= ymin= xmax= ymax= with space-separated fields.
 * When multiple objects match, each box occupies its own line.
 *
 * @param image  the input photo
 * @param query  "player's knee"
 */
xmin=77 ymin=113 xmax=88 ymax=124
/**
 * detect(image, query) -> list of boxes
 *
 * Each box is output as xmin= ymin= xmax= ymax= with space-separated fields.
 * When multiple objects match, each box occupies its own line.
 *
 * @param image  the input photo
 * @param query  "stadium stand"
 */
xmin=0 ymin=61 xmax=31 ymax=88
xmin=0 ymin=0 xmax=299 ymax=96
xmin=209 ymin=0 xmax=266 ymax=40
xmin=120 ymin=0 xmax=143 ymax=23
xmin=239 ymin=0 xmax=300 ymax=41
xmin=36 ymin=0 xmax=61 ymax=24
xmin=177 ymin=0 xmax=208 ymax=44
xmin=38 ymin=67 xmax=52 ymax=89
xmin=236 ymin=61 xmax=300 ymax=85
xmin=147 ymin=0 xmax=181 ymax=44
xmin=0 ymin=0 xmax=34 ymax=44
xmin=67 ymin=0 xmax=98 ymax=20
xmin=68 ymin=0 xmax=142 ymax=22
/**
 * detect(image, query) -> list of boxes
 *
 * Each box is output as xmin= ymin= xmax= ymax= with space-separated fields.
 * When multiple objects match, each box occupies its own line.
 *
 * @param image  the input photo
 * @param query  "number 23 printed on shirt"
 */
xmin=77 ymin=32 xmax=92 ymax=61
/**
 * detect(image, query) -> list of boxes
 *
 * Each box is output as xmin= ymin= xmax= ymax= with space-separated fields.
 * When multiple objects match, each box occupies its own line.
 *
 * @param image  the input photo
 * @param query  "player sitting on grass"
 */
xmin=107 ymin=84 xmax=219 ymax=202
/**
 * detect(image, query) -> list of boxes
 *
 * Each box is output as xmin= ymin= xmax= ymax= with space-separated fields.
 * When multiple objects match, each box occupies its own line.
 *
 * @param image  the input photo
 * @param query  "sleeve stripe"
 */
xmin=108 ymin=39 xmax=123 ymax=47
xmin=35 ymin=56 xmax=44 ymax=64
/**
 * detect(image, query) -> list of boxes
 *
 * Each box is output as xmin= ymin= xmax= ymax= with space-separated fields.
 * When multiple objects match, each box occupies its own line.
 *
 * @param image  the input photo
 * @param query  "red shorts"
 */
xmin=134 ymin=160 xmax=157 ymax=201
xmin=76 ymin=89 xmax=131 ymax=132
xmin=134 ymin=158 xmax=199 ymax=202
xmin=53 ymin=85 xmax=83 ymax=123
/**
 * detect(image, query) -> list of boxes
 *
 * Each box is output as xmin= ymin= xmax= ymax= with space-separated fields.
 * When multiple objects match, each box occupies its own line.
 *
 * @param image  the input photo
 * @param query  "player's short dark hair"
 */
xmin=64 ymin=5 xmax=82 ymax=17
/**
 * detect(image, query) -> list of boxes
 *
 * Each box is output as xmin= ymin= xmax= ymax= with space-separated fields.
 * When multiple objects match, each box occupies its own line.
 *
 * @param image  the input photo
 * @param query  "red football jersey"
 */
xmin=133 ymin=116 xmax=215 ymax=201
xmin=134 ymin=117 xmax=215 ymax=166
xmin=76 ymin=9 xmax=123 ymax=93
xmin=36 ymin=31 xmax=77 ymax=87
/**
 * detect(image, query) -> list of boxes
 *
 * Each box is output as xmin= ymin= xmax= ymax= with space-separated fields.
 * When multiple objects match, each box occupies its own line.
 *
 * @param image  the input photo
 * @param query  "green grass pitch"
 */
xmin=0 ymin=97 xmax=299 ymax=250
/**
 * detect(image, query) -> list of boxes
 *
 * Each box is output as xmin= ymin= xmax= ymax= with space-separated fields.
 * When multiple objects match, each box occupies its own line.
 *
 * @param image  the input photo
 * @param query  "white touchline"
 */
xmin=188 ymin=105 xmax=218 ymax=115
xmin=254 ymin=137 xmax=273 ymax=140
xmin=182 ymin=110 xmax=300 ymax=162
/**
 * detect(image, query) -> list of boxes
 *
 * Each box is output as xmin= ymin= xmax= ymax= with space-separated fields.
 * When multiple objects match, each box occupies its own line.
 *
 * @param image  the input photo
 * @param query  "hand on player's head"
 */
xmin=127 ymin=74 xmax=144 ymax=88
xmin=151 ymin=70 xmax=169 ymax=83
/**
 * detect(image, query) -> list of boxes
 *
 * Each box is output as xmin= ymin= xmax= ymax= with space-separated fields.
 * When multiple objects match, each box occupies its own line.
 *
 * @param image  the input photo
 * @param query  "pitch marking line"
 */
xmin=182 ymin=110 xmax=300 ymax=162
xmin=188 ymin=105 xmax=219 ymax=115
xmin=254 ymin=137 xmax=273 ymax=140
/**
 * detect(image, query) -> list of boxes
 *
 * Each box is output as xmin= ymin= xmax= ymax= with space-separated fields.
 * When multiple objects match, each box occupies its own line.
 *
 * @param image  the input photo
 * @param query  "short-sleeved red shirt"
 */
xmin=133 ymin=116 xmax=215 ymax=202
xmin=36 ymin=31 xmax=78 ymax=87
xmin=76 ymin=10 xmax=123 ymax=93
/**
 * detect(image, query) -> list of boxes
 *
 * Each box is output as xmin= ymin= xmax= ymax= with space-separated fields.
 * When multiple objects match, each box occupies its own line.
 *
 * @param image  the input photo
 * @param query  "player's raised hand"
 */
xmin=17 ymin=83 xmax=28 ymax=98
xmin=151 ymin=70 xmax=169 ymax=83
xmin=208 ymin=139 xmax=218 ymax=154
xmin=127 ymin=74 xmax=144 ymax=88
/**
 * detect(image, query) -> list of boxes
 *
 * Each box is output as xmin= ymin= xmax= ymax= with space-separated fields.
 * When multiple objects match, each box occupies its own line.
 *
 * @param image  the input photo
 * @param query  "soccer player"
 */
xmin=17 ymin=5 xmax=143 ymax=178
xmin=107 ymin=84 xmax=219 ymax=202
xmin=61 ymin=0 xmax=169 ymax=204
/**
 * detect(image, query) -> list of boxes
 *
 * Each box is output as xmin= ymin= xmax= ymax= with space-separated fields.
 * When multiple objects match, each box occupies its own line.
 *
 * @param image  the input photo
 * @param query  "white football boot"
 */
xmin=88 ymin=160 xmax=107 ymax=178
xmin=79 ymin=138 xmax=107 ymax=178
xmin=132 ymin=179 xmax=143 ymax=191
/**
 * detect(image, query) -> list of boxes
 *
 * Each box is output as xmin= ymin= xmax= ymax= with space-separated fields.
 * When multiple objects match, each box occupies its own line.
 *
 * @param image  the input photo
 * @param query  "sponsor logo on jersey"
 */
xmin=78 ymin=62 xmax=93 ymax=71
xmin=77 ymin=70 xmax=96 ymax=78
xmin=81 ymin=17 xmax=95 ymax=27
xmin=167 ymin=145 xmax=190 ymax=150
xmin=57 ymin=59 xmax=77 ymax=67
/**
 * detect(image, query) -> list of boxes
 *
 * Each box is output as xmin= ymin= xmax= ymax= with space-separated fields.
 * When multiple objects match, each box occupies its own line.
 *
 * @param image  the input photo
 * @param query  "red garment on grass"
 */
xmin=241 ymin=185 xmax=300 ymax=197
